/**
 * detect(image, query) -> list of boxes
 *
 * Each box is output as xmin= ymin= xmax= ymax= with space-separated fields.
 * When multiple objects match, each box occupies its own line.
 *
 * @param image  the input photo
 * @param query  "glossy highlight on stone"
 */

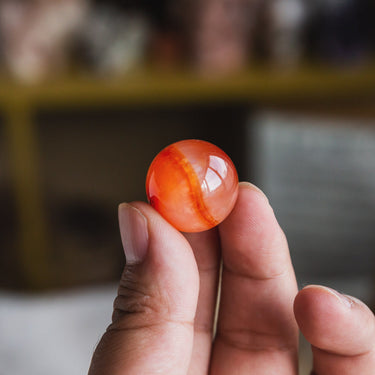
xmin=146 ymin=139 xmax=239 ymax=232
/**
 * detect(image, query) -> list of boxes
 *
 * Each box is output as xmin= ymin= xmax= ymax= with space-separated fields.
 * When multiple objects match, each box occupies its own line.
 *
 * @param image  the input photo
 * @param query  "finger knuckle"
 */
xmin=111 ymin=265 xmax=171 ymax=326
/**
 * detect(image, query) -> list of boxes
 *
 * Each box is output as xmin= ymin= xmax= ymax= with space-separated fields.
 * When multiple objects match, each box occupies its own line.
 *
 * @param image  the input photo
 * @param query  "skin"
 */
xmin=88 ymin=182 xmax=375 ymax=374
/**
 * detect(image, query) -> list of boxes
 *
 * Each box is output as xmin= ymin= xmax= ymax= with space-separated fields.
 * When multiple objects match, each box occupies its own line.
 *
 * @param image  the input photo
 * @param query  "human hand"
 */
xmin=88 ymin=183 xmax=375 ymax=374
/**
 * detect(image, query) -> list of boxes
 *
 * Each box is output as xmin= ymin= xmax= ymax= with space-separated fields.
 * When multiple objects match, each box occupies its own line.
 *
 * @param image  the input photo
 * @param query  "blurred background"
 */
xmin=0 ymin=0 xmax=375 ymax=374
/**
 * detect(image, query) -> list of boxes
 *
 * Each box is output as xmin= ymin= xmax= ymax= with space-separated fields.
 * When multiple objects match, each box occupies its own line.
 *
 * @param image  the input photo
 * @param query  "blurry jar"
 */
xmin=0 ymin=0 xmax=88 ymax=83
xmin=192 ymin=0 xmax=262 ymax=75
xmin=265 ymin=0 xmax=306 ymax=69
xmin=75 ymin=6 xmax=149 ymax=77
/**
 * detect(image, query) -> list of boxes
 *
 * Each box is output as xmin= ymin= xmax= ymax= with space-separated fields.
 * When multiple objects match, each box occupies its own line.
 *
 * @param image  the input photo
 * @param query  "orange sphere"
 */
xmin=146 ymin=139 xmax=239 ymax=232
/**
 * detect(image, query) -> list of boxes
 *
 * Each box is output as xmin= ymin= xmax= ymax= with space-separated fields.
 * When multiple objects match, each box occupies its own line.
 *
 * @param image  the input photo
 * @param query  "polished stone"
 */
xmin=146 ymin=139 xmax=239 ymax=232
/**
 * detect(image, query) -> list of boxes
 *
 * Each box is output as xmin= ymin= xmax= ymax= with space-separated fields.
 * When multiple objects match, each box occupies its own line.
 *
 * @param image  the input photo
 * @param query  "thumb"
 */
xmin=88 ymin=202 xmax=199 ymax=375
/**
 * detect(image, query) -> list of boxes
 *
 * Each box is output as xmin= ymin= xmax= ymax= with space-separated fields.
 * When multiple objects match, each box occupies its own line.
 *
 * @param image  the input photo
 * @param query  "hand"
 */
xmin=88 ymin=183 xmax=375 ymax=374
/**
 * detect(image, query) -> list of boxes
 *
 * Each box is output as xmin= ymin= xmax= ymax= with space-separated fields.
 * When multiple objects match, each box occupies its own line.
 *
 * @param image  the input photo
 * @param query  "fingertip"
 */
xmin=218 ymin=180 xmax=292 ymax=283
xmin=294 ymin=285 xmax=375 ymax=356
xmin=227 ymin=181 xmax=275 ymax=229
xmin=125 ymin=201 xmax=190 ymax=248
xmin=294 ymin=285 xmax=354 ymax=331
xmin=118 ymin=200 xmax=199 ymax=320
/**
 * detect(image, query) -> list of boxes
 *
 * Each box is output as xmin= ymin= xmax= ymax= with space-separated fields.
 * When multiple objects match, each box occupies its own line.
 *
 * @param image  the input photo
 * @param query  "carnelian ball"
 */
xmin=146 ymin=139 xmax=239 ymax=232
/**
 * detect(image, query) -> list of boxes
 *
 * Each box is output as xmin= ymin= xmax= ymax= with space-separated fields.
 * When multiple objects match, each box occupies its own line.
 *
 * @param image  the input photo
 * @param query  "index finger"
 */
xmin=210 ymin=182 xmax=299 ymax=375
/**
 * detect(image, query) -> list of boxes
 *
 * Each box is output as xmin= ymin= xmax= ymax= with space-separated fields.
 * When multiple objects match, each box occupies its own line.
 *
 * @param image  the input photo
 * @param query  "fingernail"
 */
xmin=118 ymin=203 xmax=149 ymax=264
xmin=306 ymin=285 xmax=354 ymax=308
xmin=239 ymin=182 xmax=268 ymax=201
xmin=328 ymin=288 xmax=354 ymax=308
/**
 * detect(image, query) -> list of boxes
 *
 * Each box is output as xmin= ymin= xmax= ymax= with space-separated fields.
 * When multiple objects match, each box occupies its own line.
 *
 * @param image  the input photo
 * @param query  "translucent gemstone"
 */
xmin=146 ymin=139 xmax=239 ymax=232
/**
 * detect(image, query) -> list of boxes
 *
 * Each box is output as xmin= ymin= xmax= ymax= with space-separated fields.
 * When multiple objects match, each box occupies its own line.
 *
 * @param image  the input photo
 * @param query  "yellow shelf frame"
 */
xmin=1 ymin=66 xmax=375 ymax=107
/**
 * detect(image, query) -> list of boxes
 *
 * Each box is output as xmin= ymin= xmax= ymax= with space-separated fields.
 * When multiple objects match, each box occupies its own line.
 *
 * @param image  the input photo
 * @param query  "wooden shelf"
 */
xmin=1 ymin=66 xmax=375 ymax=109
